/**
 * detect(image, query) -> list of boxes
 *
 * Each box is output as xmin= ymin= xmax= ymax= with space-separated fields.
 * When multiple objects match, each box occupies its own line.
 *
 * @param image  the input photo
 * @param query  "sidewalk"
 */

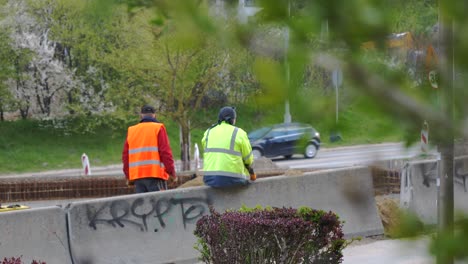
xmin=342 ymin=237 xmax=435 ymax=264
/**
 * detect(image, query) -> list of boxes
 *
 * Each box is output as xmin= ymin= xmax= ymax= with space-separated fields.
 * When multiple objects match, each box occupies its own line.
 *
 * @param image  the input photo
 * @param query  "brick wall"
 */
xmin=0 ymin=168 xmax=400 ymax=203
xmin=0 ymin=172 xmax=197 ymax=203
xmin=371 ymin=167 xmax=401 ymax=195
xmin=0 ymin=176 xmax=133 ymax=202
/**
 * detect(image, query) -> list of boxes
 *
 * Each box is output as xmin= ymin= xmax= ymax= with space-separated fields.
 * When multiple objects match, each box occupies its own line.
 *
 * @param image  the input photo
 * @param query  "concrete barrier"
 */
xmin=400 ymin=156 xmax=468 ymax=225
xmin=208 ymin=166 xmax=383 ymax=238
xmin=67 ymin=189 xmax=212 ymax=264
xmin=0 ymin=206 xmax=71 ymax=264
xmin=67 ymin=166 xmax=383 ymax=264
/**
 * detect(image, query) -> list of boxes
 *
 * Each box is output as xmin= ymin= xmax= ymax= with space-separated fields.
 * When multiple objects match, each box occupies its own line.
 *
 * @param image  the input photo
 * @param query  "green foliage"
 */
xmin=296 ymin=206 xmax=330 ymax=222
xmin=429 ymin=216 xmax=468 ymax=262
xmin=0 ymin=30 xmax=13 ymax=79
xmin=0 ymin=25 xmax=31 ymax=116
xmin=383 ymin=0 xmax=437 ymax=34
xmin=237 ymin=204 xmax=273 ymax=213
xmin=387 ymin=210 xmax=427 ymax=238
xmin=193 ymin=237 xmax=212 ymax=263
xmin=44 ymin=0 xmax=161 ymax=116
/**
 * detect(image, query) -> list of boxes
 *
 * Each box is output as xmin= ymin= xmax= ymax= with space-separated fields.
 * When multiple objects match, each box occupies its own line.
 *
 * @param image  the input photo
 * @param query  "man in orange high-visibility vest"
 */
xmin=122 ymin=105 xmax=177 ymax=193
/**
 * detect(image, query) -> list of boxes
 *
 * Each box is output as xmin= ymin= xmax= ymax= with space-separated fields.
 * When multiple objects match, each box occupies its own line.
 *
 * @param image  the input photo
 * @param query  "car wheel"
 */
xmin=252 ymin=148 xmax=263 ymax=159
xmin=304 ymin=143 xmax=318 ymax=158
xmin=284 ymin=154 xmax=293 ymax=159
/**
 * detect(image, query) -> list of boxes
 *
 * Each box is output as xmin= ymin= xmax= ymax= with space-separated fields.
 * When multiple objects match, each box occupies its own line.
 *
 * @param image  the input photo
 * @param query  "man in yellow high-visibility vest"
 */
xmin=202 ymin=106 xmax=255 ymax=188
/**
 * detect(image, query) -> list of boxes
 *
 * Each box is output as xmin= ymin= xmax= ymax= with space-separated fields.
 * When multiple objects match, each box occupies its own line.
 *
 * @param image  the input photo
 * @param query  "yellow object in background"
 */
xmin=0 ymin=204 xmax=30 ymax=212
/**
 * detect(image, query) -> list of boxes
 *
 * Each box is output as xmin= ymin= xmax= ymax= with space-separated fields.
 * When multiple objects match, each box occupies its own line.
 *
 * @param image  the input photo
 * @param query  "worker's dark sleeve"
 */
xmin=158 ymin=126 xmax=176 ymax=177
xmin=122 ymin=139 xmax=129 ymax=179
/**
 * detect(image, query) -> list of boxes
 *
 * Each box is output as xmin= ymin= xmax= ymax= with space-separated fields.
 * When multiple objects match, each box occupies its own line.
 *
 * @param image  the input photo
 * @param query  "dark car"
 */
xmin=248 ymin=122 xmax=321 ymax=159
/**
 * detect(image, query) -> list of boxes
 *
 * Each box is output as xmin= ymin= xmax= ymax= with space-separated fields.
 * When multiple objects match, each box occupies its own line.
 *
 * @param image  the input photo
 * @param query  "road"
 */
xmin=273 ymin=142 xmax=438 ymax=170
xmin=0 ymin=142 xmax=438 ymax=179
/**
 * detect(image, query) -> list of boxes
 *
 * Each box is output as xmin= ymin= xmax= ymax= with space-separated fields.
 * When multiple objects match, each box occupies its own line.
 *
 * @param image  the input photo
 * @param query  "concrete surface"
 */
xmin=342 ymin=237 xmax=434 ymax=264
xmin=400 ymin=157 xmax=468 ymax=225
xmin=343 ymin=236 xmax=468 ymax=264
xmin=0 ymin=206 xmax=71 ymax=264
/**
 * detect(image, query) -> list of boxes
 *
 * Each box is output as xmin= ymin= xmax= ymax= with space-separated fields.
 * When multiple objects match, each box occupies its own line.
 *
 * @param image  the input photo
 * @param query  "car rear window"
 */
xmin=248 ymin=127 xmax=271 ymax=141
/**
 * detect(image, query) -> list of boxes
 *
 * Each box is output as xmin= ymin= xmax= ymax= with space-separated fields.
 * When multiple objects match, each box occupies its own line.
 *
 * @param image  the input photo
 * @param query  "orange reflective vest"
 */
xmin=127 ymin=122 xmax=169 ymax=181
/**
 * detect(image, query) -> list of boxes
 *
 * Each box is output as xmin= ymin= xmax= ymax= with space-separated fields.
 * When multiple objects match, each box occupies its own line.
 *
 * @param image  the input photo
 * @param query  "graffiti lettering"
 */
xmin=419 ymin=160 xmax=468 ymax=192
xmin=87 ymin=195 xmax=211 ymax=232
xmin=420 ymin=162 xmax=437 ymax=187
xmin=455 ymin=161 xmax=468 ymax=192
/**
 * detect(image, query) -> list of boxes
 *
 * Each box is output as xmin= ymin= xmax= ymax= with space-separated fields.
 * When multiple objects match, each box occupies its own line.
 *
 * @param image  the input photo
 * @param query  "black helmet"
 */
xmin=141 ymin=104 xmax=155 ymax=114
xmin=218 ymin=106 xmax=236 ymax=124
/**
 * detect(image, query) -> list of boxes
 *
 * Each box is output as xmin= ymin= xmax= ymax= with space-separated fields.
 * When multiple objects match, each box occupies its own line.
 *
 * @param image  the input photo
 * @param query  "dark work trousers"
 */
xmin=134 ymin=178 xmax=167 ymax=193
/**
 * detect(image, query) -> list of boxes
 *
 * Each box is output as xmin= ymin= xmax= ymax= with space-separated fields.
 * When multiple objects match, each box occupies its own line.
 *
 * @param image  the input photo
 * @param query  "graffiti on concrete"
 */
xmin=420 ymin=162 xmax=438 ymax=188
xmin=419 ymin=160 xmax=468 ymax=192
xmin=87 ymin=196 xmax=212 ymax=232
xmin=455 ymin=160 xmax=468 ymax=192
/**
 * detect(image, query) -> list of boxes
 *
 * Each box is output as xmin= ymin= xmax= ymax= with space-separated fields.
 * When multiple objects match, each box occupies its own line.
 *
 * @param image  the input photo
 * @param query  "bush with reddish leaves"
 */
xmin=1 ymin=257 xmax=45 ymax=264
xmin=194 ymin=205 xmax=347 ymax=264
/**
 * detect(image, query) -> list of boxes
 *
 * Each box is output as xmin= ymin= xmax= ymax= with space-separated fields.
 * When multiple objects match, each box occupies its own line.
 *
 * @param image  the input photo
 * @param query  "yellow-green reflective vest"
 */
xmin=202 ymin=122 xmax=253 ymax=179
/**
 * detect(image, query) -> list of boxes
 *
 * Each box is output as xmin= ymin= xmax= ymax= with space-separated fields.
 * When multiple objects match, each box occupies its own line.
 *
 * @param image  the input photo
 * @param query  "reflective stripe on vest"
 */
xmin=127 ymin=122 xmax=168 ymax=181
xmin=243 ymin=151 xmax=253 ymax=162
xmin=204 ymin=127 xmax=241 ymax=156
xmin=129 ymin=160 xmax=165 ymax=168
xmin=129 ymin=146 xmax=159 ymax=154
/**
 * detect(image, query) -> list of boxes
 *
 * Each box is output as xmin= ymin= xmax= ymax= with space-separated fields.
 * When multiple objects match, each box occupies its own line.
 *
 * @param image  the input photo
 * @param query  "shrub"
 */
xmin=194 ymin=205 xmax=346 ymax=264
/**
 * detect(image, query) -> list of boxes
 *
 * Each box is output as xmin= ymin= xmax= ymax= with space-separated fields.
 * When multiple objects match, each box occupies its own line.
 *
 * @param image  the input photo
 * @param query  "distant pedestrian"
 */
xmin=122 ymin=105 xmax=177 ymax=193
xmin=201 ymin=106 xmax=255 ymax=188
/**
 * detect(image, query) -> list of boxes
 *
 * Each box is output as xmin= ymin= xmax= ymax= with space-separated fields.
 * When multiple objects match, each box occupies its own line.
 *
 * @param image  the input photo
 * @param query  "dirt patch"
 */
xmin=176 ymin=168 xmax=305 ymax=188
xmin=375 ymin=195 xmax=402 ymax=236
xmin=252 ymin=157 xmax=281 ymax=171
xmin=177 ymin=175 xmax=204 ymax=188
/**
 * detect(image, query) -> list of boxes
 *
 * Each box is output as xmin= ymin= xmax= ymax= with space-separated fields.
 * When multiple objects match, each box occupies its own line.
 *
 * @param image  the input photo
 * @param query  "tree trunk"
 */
xmin=437 ymin=4 xmax=454 ymax=264
xmin=179 ymin=122 xmax=191 ymax=171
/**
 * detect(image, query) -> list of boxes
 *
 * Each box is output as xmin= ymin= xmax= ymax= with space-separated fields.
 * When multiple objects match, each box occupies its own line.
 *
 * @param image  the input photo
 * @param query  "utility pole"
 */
xmin=283 ymin=0 xmax=291 ymax=124
xmin=437 ymin=1 xmax=454 ymax=263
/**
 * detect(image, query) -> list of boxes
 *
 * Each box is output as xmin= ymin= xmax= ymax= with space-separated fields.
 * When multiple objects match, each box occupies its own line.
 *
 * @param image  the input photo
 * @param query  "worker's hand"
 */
xmin=170 ymin=174 xmax=178 ymax=184
xmin=126 ymin=180 xmax=134 ymax=186
xmin=250 ymin=172 xmax=257 ymax=181
xmin=246 ymin=165 xmax=256 ymax=181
